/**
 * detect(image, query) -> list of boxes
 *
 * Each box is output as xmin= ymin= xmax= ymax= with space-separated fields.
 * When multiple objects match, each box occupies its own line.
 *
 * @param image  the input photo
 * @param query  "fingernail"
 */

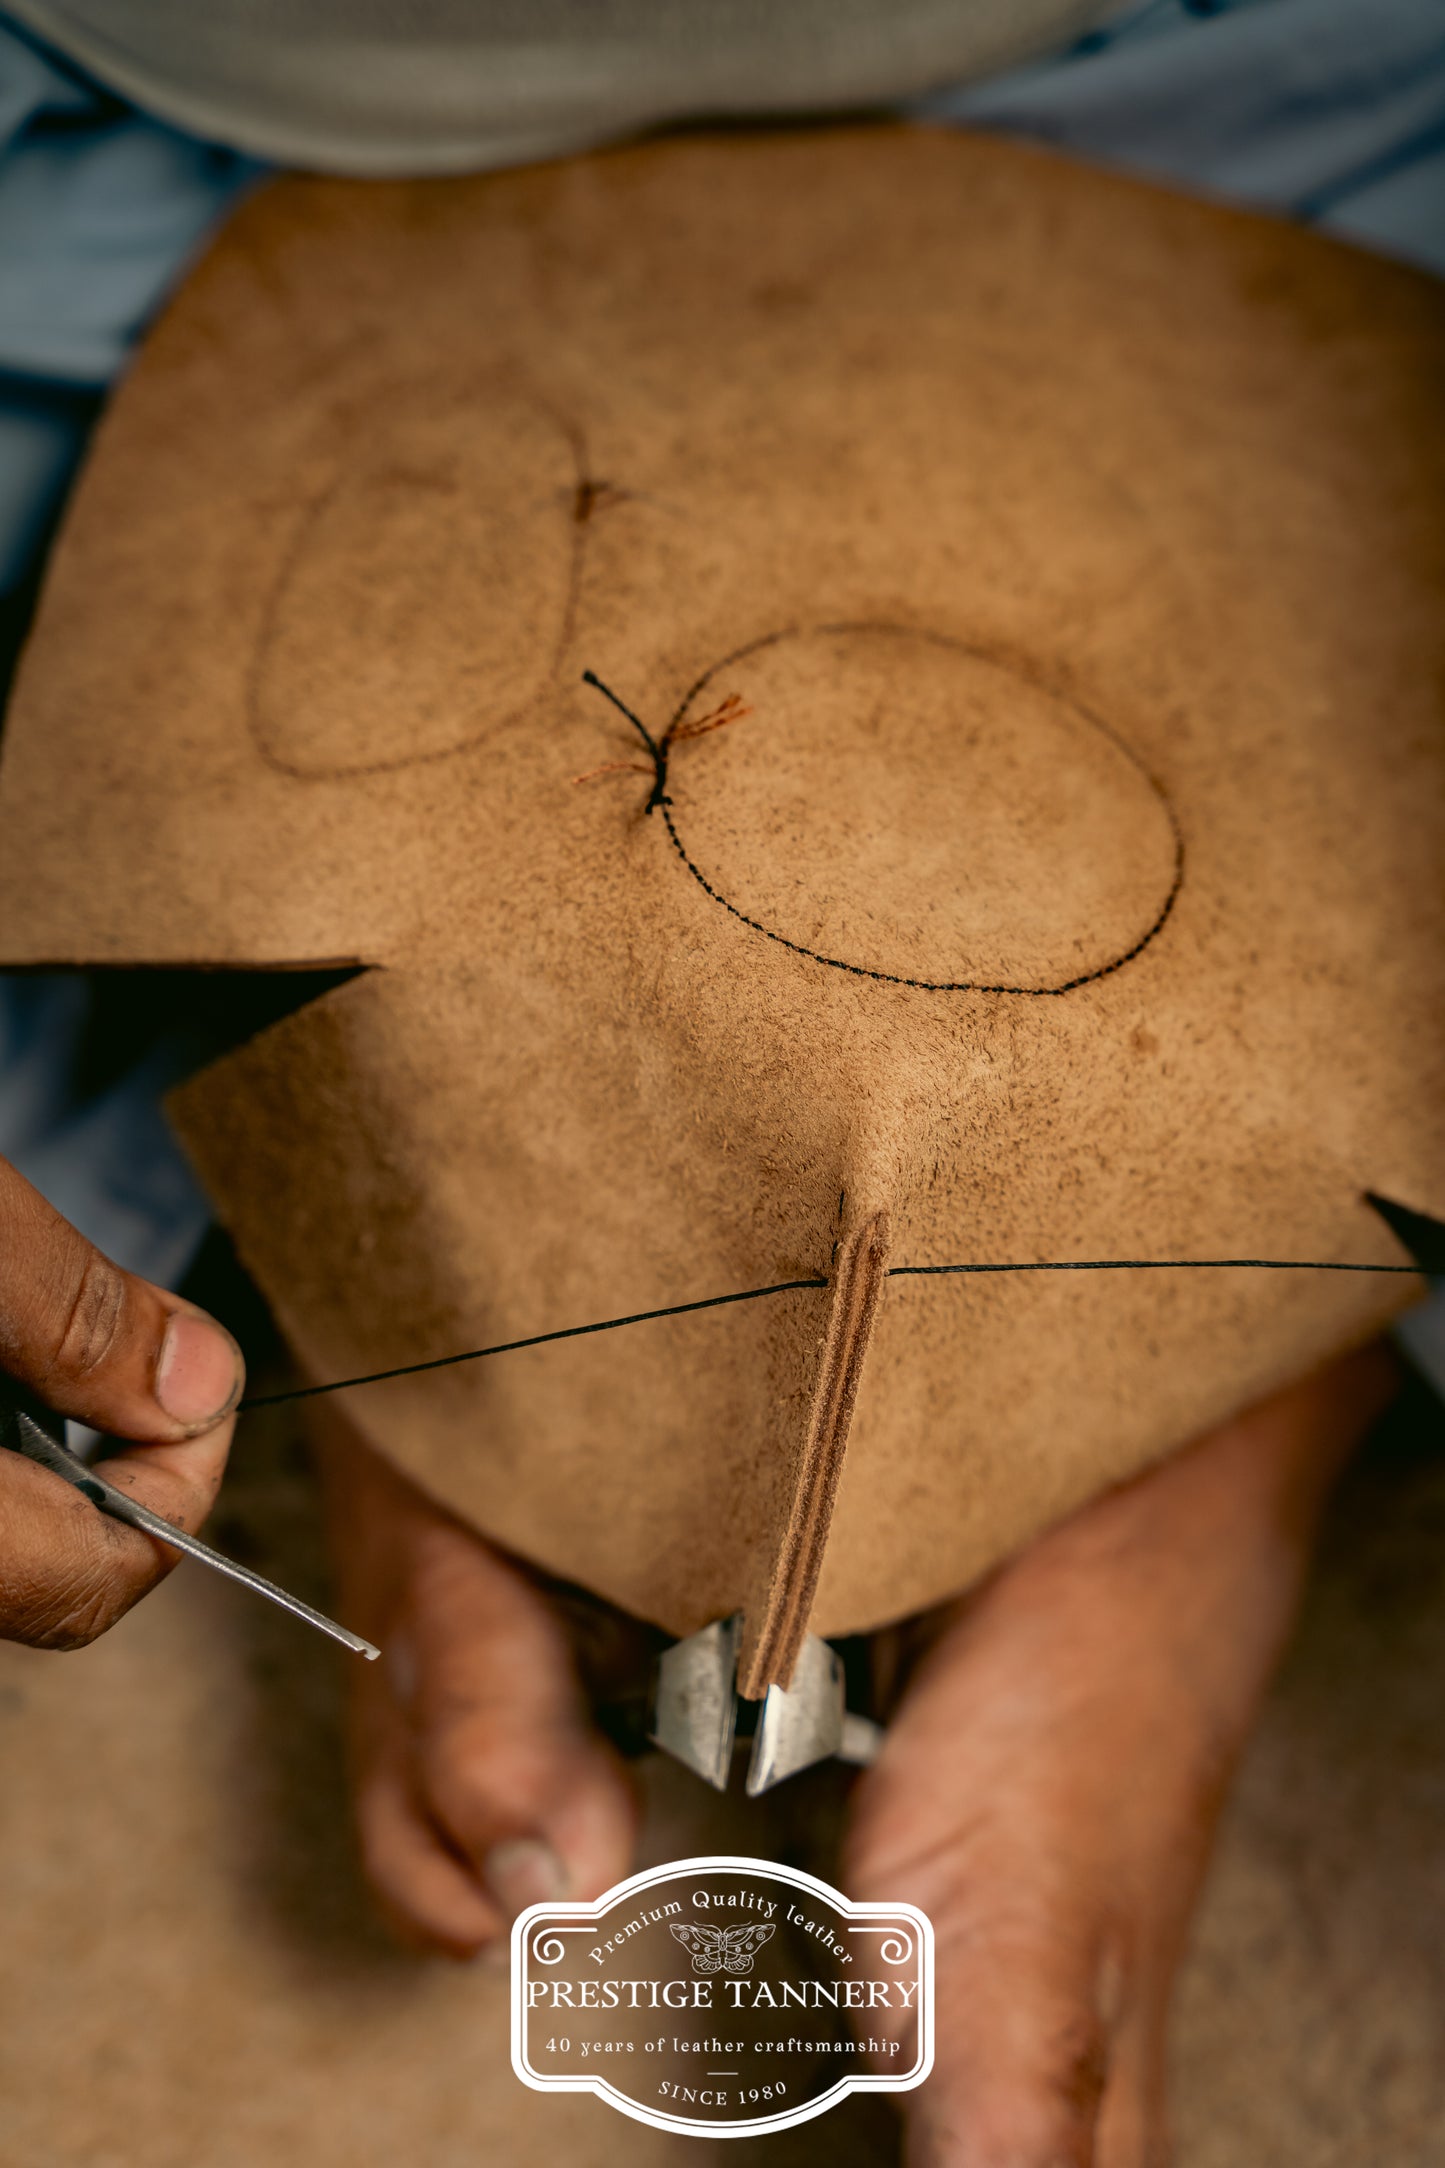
xmin=155 ymin=1311 xmax=243 ymax=1429
xmin=478 ymin=1938 xmax=512 ymax=1973
xmin=483 ymin=1838 xmax=567 ymax=1922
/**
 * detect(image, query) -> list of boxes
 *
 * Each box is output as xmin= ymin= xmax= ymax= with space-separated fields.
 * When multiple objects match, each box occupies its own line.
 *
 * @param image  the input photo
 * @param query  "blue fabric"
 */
xmin=0 ymin=24 xmax=258 ymax=585
xmin=924 ymin=0 xmax=1445 ymax=276
xmin=0 ymin=20 xmax=256 ymax=1277
xmin=0 ymin=976 xmax=211 ymax=1287
xmin=0 ymin=0 xmax=1439 ymax=1306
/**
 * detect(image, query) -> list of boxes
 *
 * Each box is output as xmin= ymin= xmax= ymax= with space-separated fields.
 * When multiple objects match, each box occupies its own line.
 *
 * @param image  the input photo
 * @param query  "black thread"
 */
xmin=239 ymin=1277 xmax=827 ymax=1408
xmin=887 ymin=1259 xmax=1417 ymax=1277
xmin=582 ymin=669 xmax=672 ymax=810
xmin=234 ymin=670 xmax=1416 ymax=1413
xmin=582 ymin=645 xmax=1185 ymax=996
xmin=655 ymin=799 xmax=1183 ymax=996
xmin=239 ymin=1255 xmax=1419 ymax=1411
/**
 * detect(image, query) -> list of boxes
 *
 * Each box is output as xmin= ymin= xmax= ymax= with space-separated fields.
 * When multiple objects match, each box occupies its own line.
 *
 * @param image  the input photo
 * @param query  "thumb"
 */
xmin=0 ymin=1154 xmax=242 ymax=1440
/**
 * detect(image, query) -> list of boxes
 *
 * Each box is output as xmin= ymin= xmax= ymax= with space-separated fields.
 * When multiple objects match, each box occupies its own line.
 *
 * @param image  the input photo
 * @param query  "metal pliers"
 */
xmin=649 ymin=1614 xmax=882 ymax=1795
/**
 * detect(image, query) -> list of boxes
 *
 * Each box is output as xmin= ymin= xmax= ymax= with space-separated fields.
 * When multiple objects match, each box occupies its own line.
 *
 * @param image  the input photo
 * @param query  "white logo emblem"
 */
xmin=669 ymin=1920 xmax=776 ymax=1975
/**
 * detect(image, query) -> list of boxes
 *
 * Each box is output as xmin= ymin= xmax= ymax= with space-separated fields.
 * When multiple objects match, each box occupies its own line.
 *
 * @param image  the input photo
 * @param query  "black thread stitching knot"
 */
xmin=581 ymin=651 xmax=1184 ymax=997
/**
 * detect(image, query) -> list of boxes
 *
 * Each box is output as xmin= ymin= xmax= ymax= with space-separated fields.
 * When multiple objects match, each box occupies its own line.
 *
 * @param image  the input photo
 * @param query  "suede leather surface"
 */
xmin=0 ymin=129 xmax=1440 ymax=1673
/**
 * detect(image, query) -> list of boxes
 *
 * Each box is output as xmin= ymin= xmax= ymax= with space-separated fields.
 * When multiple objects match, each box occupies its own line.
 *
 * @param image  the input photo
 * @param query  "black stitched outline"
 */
xmin=585 ymin=625 xmax=1185 ymax=996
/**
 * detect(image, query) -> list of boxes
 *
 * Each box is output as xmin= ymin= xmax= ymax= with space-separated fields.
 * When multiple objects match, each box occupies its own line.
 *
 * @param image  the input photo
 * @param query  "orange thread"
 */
xmin=663 ymin=693 xmax=752 ymax=746
xmin=572 ymin=691 xmax=751 ymax=788
xmin=570 ymin=758 xmax=655 ymax=786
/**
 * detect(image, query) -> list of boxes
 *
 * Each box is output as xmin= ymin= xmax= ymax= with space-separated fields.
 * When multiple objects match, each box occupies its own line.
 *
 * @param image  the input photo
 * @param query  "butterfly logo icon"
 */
xmin=670 ymin=1921 xmax=777 ymax=1976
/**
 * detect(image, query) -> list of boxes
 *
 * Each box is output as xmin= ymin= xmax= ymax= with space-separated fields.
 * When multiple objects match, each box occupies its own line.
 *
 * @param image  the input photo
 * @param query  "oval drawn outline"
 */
xmin=655 ymin=622 xmax=1185 ymax=997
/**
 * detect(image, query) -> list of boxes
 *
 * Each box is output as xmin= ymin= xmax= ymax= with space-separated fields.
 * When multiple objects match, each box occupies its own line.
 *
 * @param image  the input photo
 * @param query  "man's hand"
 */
xmin=0 ymin=1154 xmax=242 ymax=1649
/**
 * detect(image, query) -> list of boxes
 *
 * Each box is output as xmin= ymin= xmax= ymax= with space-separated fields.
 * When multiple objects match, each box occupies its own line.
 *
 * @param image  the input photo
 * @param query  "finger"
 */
xmin=0 ymin=1155 xmax=242 ymax=1440
xmin=354 ymin=1733 xmax=504 ymax=1959
xmin=410 ymin=1561 xmax=639 ymax=1921
xmin=0 ymin=1409 xmax=234 ymax=1647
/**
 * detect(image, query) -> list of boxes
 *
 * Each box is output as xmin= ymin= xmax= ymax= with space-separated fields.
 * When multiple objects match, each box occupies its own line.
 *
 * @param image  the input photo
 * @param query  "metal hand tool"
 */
xmin=649 ymin=1612 xmax=882 ymax=1795
xmin=0 ymin=1381 xmax=378 ymax=1661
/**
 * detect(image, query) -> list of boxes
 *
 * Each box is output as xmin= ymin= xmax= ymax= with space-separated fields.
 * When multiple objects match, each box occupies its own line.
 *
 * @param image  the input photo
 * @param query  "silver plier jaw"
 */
xmin=647 ymin=1613 xmax=883 ymax=1796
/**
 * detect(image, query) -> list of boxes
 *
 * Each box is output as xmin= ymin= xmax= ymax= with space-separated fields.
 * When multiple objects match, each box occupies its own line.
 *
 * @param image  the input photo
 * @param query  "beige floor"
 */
xmin=2 ymin=1378 xmax=1443 ymax=2167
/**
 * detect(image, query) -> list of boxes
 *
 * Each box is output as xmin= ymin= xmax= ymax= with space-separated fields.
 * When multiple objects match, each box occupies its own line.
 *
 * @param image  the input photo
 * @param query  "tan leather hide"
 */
xmin=0 ymin=128 xmax=1440 ymax=1690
